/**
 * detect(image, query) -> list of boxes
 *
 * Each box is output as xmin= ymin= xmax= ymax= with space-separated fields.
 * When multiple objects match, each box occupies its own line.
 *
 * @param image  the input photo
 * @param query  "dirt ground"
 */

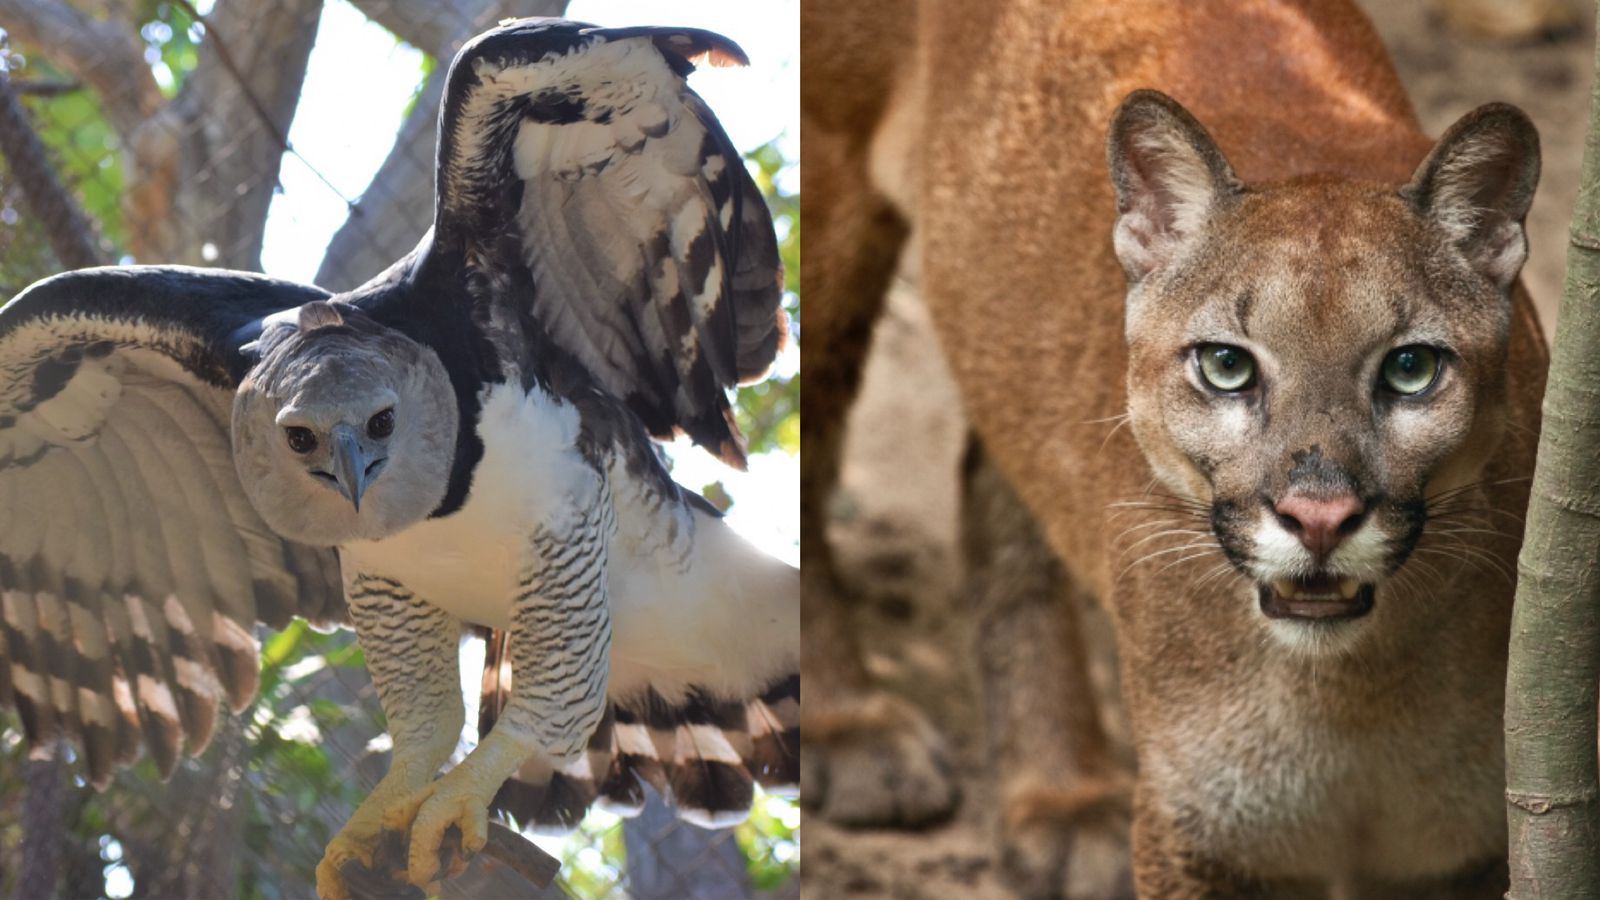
xmin=805 ymin=4 xmax=1595 ymax=897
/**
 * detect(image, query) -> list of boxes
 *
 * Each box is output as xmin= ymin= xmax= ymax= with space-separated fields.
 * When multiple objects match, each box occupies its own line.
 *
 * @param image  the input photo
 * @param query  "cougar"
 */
xmin=802 ymin=0 xmax=1548 ymax=897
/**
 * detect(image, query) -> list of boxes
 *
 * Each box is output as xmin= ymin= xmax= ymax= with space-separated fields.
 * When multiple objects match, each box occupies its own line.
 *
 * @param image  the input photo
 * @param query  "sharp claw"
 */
xmin=315 ymin=845 xmax=365 ymax=900
xmin=439 ymin=826 xmax=473 ymax=881
xmin=406 ymin=796 xmax=490 ymax=887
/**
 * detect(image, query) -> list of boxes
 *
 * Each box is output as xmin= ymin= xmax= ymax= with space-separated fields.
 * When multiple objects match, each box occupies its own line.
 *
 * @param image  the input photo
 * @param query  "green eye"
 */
xmin=1197 ymin=344 xmax=1256 ymax=392
xmin=1380 ymin=346 xmax=1440 ymax=395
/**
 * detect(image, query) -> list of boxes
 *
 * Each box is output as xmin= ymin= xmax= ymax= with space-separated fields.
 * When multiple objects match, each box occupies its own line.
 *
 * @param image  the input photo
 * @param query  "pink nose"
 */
xmin=1274 ymin=494 xmax=1365 ymax=558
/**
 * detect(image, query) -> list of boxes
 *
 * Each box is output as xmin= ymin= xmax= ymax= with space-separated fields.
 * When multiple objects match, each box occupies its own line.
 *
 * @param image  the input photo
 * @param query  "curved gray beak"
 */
xmin=329 ymin=425 xmax=384 ymax=511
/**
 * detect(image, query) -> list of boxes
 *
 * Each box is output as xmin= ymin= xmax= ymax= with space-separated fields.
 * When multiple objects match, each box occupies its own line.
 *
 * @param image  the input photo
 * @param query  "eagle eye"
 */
xmin=367 ymin=408 xmax=395 ymax=439
xmin=284 ymin=426 xmax=318 ymax=454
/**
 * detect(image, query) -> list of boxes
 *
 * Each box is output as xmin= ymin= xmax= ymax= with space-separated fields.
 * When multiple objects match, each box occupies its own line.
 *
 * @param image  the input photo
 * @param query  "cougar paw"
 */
xmin=383 ymin=780 xmax=490 ymax=889
xmin=803 ymin=691 xmax=957 ymax=827
xmin=1001 ymin=784 xmax=1133 ymax=900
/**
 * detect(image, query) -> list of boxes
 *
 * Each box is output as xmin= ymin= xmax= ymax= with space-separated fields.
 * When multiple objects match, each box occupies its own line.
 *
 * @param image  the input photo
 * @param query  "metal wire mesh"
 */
xmin=0 ymin=1 xmax=799 ymax=897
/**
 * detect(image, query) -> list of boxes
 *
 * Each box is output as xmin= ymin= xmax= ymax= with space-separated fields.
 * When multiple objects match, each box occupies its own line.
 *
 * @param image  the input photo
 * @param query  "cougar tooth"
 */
xmin=1272 ymin=579 xmax=1298 ymax=598
xmin=1338 ymin=578 xmax=1361 ymax=600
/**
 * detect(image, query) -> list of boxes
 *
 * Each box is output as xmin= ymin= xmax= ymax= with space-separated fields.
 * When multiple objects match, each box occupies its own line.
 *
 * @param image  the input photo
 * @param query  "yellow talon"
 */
xmin=405 ymin=786 xmax=490 ymax=887
xmin=367 ymin=761 xmax=505 ymax=889
xmin=315 ymin=832 xmax=378 ymax=900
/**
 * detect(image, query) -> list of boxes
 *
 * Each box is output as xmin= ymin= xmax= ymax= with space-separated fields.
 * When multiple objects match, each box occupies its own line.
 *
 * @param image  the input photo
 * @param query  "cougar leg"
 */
xmin=962 ymin=437 xmax=1133 ymax=899
xmin=800 ymin=109 xmax=957 ymax=827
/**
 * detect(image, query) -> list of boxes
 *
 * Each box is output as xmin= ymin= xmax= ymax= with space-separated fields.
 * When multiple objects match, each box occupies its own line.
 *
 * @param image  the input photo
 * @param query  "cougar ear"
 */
xmin=1402 ymin=103 xmax=1540 ymax=291
xmin=1108 ymin=89 xmax=1244 ymax=283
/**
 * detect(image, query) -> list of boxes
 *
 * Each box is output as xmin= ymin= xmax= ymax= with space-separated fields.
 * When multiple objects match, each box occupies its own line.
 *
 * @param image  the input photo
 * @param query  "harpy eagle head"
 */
xmin=231 ymin=301 xmax=458 ymax=546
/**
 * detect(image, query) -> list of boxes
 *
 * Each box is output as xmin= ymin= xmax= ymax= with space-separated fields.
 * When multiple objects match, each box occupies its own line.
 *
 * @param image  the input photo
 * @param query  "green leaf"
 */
xmin=261 ymin=620 xmax=308 ymax=668
xmin=700 ymin=480 xmax=734 ymax=512
xmin=736 ymin=796 xmax=800 ymax=890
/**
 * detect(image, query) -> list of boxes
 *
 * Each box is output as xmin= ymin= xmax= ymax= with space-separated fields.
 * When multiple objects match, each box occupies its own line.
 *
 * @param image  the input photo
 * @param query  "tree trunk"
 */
xmin=0 ymin=0 xmax=324 ymax=270
xmin=315 ymin=0 xmax=569 ymax=289
xmin=1503 ymin=6 xmax=1600 ymax=896
xmin=130 ymin=0 xmax=325 ymax=268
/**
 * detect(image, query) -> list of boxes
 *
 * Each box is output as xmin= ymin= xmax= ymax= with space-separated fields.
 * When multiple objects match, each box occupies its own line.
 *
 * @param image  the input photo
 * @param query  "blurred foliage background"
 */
xmin=0 ymin=0 xmax=798 ymax=897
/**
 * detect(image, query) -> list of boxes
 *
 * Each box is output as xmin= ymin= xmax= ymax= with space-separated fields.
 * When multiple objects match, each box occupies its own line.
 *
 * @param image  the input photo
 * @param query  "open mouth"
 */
xmin=1258 ymin=575 xmax=1375 ymax=621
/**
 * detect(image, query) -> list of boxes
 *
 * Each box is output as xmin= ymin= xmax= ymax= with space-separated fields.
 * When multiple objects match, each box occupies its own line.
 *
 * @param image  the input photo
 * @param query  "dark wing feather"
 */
xmin=0 ymin=266 xmax=346 ymax=786
xmin=428 ymin=18 xmax=786 ymax=468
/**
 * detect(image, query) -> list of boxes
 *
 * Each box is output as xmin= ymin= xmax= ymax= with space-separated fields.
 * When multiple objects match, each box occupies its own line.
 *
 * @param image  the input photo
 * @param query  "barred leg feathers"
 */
xmin=484 ymin=673 xmax=800 ymax=834
xmin=318 ymin=576 xmax=466 ymax=900
xmin=478 ymin=624 xmax=615 ymax=835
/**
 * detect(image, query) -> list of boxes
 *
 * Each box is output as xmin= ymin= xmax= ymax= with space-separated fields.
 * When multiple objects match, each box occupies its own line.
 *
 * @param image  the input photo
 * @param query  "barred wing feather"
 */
xmin=0 ymin=267 xmax=346 ymax=786
xmin=430 ymin=18 xmax=786 ymax=467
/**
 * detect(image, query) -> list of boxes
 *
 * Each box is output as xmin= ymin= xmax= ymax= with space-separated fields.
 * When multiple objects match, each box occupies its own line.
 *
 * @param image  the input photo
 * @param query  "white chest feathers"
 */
xmin=339 ymin=380 xmax=799 ymax=700
xmin=340 ymin=381 xmax=594 ymax=628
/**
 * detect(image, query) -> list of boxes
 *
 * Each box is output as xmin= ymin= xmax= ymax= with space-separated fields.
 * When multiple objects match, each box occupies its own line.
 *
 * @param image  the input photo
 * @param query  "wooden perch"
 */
xmin=473 ymin=822 xmax=563 ymax=888
xmin=340 ymin=821 xmax=562 ymax=900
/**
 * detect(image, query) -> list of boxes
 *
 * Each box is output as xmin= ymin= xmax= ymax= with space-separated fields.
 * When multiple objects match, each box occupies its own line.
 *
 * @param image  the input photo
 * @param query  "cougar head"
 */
xmin=1107 ymin=90 xmax=1539 ymax=650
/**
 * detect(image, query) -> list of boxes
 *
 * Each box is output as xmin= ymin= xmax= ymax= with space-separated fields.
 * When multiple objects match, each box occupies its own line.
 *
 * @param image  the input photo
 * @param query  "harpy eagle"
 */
xmin=0 ymin=18 xmax=797 ymax=897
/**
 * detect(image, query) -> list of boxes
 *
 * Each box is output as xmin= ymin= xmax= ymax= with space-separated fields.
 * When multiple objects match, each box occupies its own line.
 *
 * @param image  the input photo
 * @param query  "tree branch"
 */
xmin=314 ymin=0 xmax=569 ymax=289
xmin=0 ymin=0 xmax=162 ymax=139
xmin=0 ymin=70 xmax=107 ymax=267
xmin=8 ymin=79 xmax=82 ymax=97
xmin=345 ymin=0 xmax=507 ymax=59
xmin=340 ymin=821 xmax=564 ymax=900
xmin=128 ymin=0 xmax=324 ymax=268
xmin=11 ymin=753 xmax=65 ymax=900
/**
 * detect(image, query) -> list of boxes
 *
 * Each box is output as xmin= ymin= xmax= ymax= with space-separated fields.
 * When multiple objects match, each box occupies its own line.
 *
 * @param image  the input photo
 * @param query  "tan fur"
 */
xmin=964 ymin=440 xmax=1135 ymax=897
xmin=803 ymin=690 xmax=937 ymax=743
xmin=800 ymin=0 xmax=960 ymax=832
xmin=804 ymin=0 xmax=1549 ymax=896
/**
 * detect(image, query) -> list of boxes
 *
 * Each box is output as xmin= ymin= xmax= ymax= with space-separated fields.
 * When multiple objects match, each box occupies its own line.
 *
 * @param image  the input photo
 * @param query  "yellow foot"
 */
xmin=314 ymin=827 xmax=381 ymax=900
xmin=382 ymin=778 xmax=492 ymax=889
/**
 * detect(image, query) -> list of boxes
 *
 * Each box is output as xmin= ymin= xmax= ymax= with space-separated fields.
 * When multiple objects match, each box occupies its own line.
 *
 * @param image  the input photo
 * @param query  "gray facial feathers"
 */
xmin=232 ymin=306 xmax=458 ymax=547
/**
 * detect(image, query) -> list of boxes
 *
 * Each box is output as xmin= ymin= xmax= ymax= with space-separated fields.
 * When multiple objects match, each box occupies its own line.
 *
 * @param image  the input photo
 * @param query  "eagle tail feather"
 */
xmin=480 ymin=661 xmax=798 ymax=834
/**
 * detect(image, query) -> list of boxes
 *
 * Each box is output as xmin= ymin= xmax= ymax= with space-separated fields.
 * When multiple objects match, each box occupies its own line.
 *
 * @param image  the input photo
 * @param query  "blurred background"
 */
xmin=0 ymin=0 xmax=798 ymax=897
xmin=805 ymin=1 xmax=1591 ymax=896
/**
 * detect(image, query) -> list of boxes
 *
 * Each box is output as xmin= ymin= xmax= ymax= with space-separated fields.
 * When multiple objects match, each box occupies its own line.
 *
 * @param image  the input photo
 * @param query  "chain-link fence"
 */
xmin=0 ymin=0 xmax=800 ymax=897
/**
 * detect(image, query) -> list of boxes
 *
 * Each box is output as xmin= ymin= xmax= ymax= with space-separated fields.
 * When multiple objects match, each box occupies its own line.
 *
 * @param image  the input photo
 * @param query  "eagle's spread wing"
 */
xmin=429 ymin=18 xmax=786 ymax=467
xmin=0 ymin=267 xmax=346 ymax=785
